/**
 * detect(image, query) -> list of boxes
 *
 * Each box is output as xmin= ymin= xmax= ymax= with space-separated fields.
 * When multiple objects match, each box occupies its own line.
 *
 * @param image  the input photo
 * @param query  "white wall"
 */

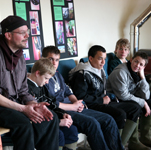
xmin=139 ymin=18 xmax=151 ymax=50
xmin=0 ymin=0 xmax=151 ymax=62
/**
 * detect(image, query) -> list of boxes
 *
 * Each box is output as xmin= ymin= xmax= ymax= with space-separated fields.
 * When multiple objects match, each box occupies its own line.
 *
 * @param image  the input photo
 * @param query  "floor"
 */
xmin=77 ymin=141 xmax=91 ymax=150
xmin=77 ymin=141 xmax=129 ymax=150
xmin=3 ymin=146 xmax=13 ymax=150
xmin=3 ymin=142 xmax=128 ymax=150
xmin=3 ymin=145 xmax=91 ymax=150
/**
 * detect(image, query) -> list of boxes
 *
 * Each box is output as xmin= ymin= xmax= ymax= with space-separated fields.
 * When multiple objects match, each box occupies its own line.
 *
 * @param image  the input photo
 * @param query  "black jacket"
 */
xmin=27 ymin=79 xmax=66 ymax=119
xmin=69 ymin=70 xmax=105 ymax=108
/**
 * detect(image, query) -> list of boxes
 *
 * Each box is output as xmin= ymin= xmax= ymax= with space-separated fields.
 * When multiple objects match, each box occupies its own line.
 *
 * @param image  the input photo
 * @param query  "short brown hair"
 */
xmin=115 ymin=38 xmax=130 ymax=54
xmin=42 ymin=46 xmax=60 ymax=57
xmin=132 ymin=51 xmax=148 ymax=66
xmin=31 ymin=58 xmax=55 ymax=76
xmin=88 ymin=45 xmax=106 ymax=58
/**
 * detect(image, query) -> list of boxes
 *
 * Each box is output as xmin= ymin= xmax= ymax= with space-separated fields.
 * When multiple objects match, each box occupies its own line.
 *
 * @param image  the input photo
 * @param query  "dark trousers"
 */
xmin=0 ymin=106 xmax=59 ymax=150
xmin=59 ymin=125 xmax=78 ymax=146
xmin=67 ymin=109 xmax=124 ymax=150
xmin=109 ymin=101 xmax=142 ymax=121
xmin=90 ymin=103 xmax=126 ymax=129
xmin=90 ymin=101 xmax=142 ymax=129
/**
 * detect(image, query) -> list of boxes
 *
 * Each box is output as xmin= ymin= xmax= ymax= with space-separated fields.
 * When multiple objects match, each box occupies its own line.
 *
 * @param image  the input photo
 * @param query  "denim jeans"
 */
xmin=59 ymin=125 xmax=78 ymax=146
xmin=67 ymin=109 xmax=124 ymax=150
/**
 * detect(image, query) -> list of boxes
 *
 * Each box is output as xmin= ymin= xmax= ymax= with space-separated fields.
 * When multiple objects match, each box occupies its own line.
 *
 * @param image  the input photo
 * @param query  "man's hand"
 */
xmin=103 ymin=96 xmax=111 ymax=104
xmin=22 ymin=102 xmax=53 ymax=123
xmin=144 ymin=101 xmax=151 ymax=117
xmin=34 ymin=102 xmax=53 ymax=121
xmin=22 ymin=103 xmax=44 ymax=123
xmin=72 ymin=100 xmax=84 ymax=112
xmin=59 ymin=113 xmax=73 ymax=128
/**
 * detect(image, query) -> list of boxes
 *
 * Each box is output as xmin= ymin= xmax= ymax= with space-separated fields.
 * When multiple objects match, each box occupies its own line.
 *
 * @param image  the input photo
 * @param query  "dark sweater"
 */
xmin=27 ymin=79 xmax=66 ymax=119
xmin=108 ymin=55 xmax=122 ymax=75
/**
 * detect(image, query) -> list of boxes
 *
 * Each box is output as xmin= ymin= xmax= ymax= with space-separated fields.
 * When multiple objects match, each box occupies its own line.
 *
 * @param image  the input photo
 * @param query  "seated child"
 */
xmin=108 ymin=38 xmax=130 ymax=75
xmin=107 ymin=51 xmax=151 ymax=150
xmin=27 ymin=58 xmax=78 ymax=150
xmin=108 ymin=39 xmax=151 ymax=150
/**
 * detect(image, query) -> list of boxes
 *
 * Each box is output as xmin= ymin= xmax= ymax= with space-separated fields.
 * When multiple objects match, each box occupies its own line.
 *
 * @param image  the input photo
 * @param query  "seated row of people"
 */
xmin=68 ymin=39 xmax=151 ymax=150
xmin=41 ymin=46 xmax=124 ymax=150
xmin=0 ymin=15 xmax=124 ymax=150
xmin=0 ymin=15 xmax=151 ymax=150
xmin=40 ymin=42 xmax=151 ymax=150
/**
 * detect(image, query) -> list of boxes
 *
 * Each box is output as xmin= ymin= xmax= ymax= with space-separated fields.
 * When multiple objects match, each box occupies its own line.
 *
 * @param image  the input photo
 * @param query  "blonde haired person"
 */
xmin=28 ymin=58 xmax=78 ymax=150
xmin=108 ymin=38 xmax=130 ymax=75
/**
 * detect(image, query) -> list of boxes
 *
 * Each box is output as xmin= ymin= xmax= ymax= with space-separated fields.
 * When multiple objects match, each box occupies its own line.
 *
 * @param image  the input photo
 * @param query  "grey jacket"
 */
xmin=0 ymin=47 xmax=34 ymax=104
xmin=107 ymin=63 xmax=150 ymax=107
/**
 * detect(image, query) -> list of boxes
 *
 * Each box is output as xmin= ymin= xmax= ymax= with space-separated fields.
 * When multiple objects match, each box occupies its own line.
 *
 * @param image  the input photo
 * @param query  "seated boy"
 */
xmin=69 ymin=45 xmax=142 ymax=147
xmin=42 ymin=45 xmax=124 ymax=150
xmin=108 ymin=38 xmax=130 ymax=75
xmin=27 ymin=58 xmax=78 ymax=150
xmin=108 ymin=38 xmax=150 ymax=150
xmin=107 ymin=51 xmax=151 ymax=149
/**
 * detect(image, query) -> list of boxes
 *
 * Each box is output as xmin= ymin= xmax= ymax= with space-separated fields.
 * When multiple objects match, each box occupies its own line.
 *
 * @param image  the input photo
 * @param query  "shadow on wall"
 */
xmin=119 ymin=0 xmax=137 ymax=38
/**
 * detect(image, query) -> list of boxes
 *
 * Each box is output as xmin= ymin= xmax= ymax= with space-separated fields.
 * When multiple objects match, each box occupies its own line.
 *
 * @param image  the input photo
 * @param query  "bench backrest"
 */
xmin=26 ymin=59 xmax=76 ymax=84
xmin=57 ymin=59 xmax=76 ymax=84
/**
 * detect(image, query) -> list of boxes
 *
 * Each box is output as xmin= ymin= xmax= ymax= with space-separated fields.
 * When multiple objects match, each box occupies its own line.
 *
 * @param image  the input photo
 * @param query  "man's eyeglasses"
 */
xmin=11 ymin=29 xmax=30 ymax=36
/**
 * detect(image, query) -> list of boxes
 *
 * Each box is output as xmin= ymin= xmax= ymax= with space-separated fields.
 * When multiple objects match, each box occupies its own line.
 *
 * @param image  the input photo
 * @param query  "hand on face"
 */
xmin=138 ymin=68 xmax=145 ymax=79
